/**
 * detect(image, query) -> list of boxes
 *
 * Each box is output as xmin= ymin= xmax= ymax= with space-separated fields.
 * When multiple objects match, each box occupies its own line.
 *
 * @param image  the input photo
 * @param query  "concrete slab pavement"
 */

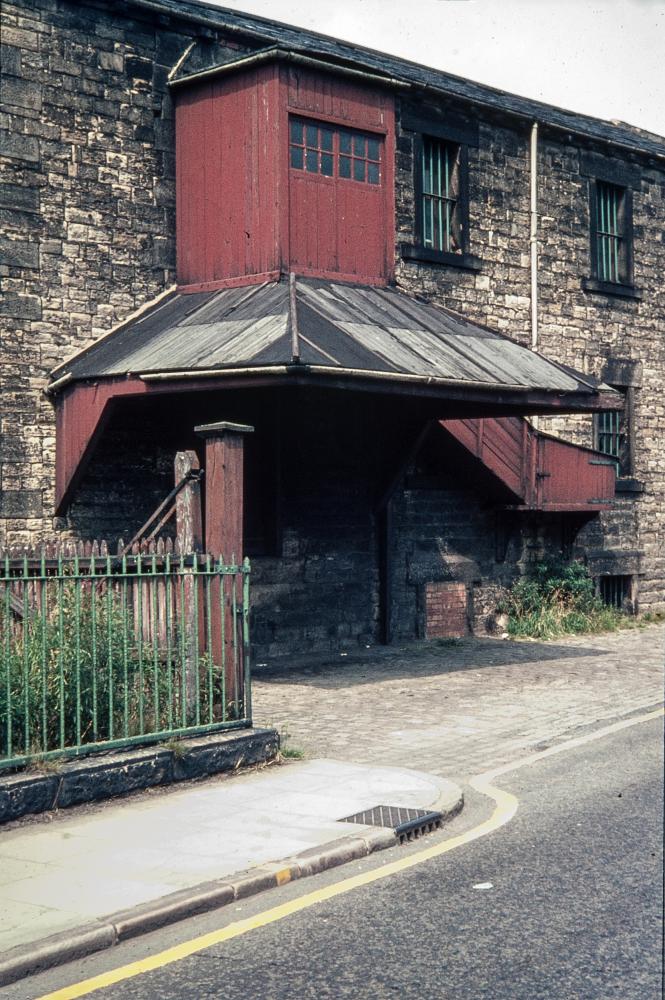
xmin=0 ymin=759 xmax=462 ymax=985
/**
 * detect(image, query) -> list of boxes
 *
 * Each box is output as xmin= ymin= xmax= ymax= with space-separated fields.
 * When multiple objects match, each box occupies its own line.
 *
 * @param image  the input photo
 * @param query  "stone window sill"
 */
xmin=615 ymin=478 xmax=645 ymax=495
xmin=582 ymin=278 xmax=642 ymax=301
xmin=400 ymin=244 xmax=482 ymax=272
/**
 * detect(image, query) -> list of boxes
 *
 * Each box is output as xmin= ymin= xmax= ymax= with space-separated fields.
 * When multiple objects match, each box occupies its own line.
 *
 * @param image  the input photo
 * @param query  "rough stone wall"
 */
xmin=2 ymin=0 xmax=663 ymax=624
xmin=396 ymin=110 xmax=533 ymax=338
xmin=395 ymin=100 xmax=665 ymax=611
xmin=535 ymin=144 xmax=665 ymax=611
xmin=0 ymin=0 xmax=245 ymax=546
xmin=238 ymin=397 xmax=381 ymax=665
xmin=390 ymin=480 xmax=519 ymax=641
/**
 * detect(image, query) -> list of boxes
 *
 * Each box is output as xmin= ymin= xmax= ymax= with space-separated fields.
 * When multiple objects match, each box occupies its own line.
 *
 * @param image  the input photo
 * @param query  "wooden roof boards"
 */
xmin=51 ymin=276 xmax=616 ymax=406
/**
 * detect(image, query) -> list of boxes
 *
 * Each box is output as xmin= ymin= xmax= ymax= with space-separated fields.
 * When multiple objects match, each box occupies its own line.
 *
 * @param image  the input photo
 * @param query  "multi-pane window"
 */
xmin=338 ymin=129 xmax=381 ymax=184
xmin=289 ymin=119 xmax=381 ymax=185
xmin=593 ymin=181 xmax=629 ymax=284
xmin=421 ymin=137 xmax=461 ymax=254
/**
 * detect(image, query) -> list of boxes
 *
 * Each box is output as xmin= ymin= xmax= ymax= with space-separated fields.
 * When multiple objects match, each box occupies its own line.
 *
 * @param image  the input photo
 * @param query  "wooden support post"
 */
xmin=195 ymin=421 xmax=254 ymax=713
xmin=174 ymin=451 xmax=203 ymax=718
xmin=174 ymin=450 xmax=203 ymax=553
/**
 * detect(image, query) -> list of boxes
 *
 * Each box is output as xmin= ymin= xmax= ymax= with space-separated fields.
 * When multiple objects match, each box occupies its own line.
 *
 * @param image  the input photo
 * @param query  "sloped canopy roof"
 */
xmin=51 ymin=277 xmax=621 ymax=515
xmin=52 ymin=276 xmax=613 ymax=400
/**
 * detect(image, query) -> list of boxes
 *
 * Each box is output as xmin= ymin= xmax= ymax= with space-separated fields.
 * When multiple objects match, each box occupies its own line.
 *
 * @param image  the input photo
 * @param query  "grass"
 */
xmin=161 ymin=737 xmax=189 ymax=759
xmin=498 ymin=560 xmax=630 ymax=640
xmin=1 ymin=582 xmax=171 ymax=761
xmin=277 ymin=727 xmax=305 ymax=761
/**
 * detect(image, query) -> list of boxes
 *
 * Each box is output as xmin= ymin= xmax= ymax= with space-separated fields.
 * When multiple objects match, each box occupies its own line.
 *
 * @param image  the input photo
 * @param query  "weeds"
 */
xmin=277 ymin=727 xmax=305 ymax=761
xmin=1 ymin=582 xmax=169 ymax=758
xmin=162 ymin=738 xmax=189 ymax=759
xmin=498 ymin=560 xmax=628 ymax=640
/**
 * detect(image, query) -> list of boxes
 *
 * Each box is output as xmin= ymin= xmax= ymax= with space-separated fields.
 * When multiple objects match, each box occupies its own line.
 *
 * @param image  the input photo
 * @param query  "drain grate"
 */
xmin=339 ymin=804 xmax=445 ymax=844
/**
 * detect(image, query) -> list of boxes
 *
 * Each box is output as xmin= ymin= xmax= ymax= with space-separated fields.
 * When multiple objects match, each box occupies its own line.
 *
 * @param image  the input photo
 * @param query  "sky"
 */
xmin=205 ymin=0 xmax=665 ymax=137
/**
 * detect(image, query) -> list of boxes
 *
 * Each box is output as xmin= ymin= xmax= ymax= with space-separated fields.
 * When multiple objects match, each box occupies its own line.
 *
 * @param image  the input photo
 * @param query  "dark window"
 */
xmin=594 ymin=397 xmax=630 ymax=477
xmin=421 ymin=137 xmax=461 ymax=253
xmin=290 ymin=120 xmax=334 ymax=176
xmin=405 ymin=134 xmax=473 ymax=268
xmin=590 ymin=180 xmax=633 ymax=285
xmin=289 ymin=118 xmax=382 ymax=185
xmin=598 ymin=575 xmax=631 ymax=610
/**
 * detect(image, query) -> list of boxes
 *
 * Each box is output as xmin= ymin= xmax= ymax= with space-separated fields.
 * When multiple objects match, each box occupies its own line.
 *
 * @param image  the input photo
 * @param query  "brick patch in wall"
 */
xmin=424 ymin=582 xmax=468 ymax=639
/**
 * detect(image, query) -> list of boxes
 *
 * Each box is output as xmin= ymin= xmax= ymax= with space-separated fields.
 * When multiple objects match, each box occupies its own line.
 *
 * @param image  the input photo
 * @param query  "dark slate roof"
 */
xmin=134 ymin=0 xmax=664 ymax=159
xmin=52 ymin=276 xmax=613 ymax=398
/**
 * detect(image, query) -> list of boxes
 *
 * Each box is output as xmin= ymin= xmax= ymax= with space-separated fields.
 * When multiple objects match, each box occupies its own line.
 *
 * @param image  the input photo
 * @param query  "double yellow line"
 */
xmin=38 ymin=707 xmax=663 ymax=1000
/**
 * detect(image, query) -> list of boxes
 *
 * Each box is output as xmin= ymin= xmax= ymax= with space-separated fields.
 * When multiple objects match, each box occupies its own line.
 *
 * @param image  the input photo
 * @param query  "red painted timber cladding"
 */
xmin=175 ymin=61 xmax=394 ymax=288
xmin=537 ymin=435 xmax=615 ymax=507
xmin=55 ymin=379 xmax=149 ymax=514
xmin=286 ymin=67 xmax=395 ymax=283
xmin=442 ymin=417 xmax=527 ymax=498
xmin=175 ymin=64 xmax=284 ymax=287
xmin=441 ymin=417 xmax=615 ymax=509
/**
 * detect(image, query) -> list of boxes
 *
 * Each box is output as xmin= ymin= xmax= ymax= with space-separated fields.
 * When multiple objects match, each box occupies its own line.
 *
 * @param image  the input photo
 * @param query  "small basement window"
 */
xmin=598 ymin=575 xmax=631 ymax=610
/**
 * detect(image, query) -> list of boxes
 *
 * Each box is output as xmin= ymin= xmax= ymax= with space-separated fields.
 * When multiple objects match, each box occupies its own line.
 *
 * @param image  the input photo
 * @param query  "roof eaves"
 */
xmin=169 ymin=45 xmax=408 ymax=91
xmin=126 ymin=0 xmax=665 ymax=161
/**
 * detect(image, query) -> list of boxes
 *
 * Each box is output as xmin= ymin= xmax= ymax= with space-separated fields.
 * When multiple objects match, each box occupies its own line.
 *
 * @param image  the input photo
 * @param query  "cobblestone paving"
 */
xmin=253 ymin=626 xmax=665 ymax=781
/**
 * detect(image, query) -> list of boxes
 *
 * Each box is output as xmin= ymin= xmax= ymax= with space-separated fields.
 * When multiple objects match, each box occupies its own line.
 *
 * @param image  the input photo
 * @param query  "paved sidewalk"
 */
xmin=0 ymin=759 xmax=460 ymax=964
xmin=1 ymin=625 xmax=661 ymax=983
xmin=253 ymin=625 xmax=665 ymax=780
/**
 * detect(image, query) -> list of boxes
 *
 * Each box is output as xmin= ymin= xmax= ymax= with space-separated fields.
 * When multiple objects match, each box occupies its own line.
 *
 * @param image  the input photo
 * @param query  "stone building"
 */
xmin=1 ymin=0 xmax=663 ymax=663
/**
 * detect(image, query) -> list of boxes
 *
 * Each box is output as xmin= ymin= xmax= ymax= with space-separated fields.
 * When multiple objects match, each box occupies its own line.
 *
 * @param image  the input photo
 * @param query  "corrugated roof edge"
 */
xmin=126 ymin=0 xmax=665 ymax=160
xmin=313 ymin=278 xmax=615 ymax=394
xmin=46 ymin=273 xmax=618 ymax=399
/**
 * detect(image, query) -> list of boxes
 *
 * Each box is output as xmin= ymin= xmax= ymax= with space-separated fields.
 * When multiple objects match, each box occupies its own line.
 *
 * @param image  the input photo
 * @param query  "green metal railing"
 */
xmin=0 ymin=548 xmax=251 ymax=770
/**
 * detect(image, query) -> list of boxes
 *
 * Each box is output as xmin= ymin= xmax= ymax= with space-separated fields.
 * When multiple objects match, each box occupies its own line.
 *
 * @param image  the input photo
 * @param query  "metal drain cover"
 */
xmin=339 ymin=805 xmax=444 ymax=842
